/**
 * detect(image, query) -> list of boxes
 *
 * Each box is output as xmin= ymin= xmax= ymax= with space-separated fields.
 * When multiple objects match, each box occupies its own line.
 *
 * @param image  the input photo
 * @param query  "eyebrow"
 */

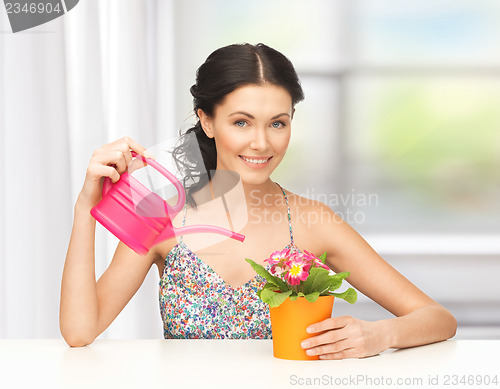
xmin=229 ymin=111 xmax=290 ymax=120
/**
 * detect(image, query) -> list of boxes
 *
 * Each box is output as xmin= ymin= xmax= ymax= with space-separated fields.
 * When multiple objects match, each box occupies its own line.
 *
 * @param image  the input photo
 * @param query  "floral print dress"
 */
xmin=158 ymin=184 xmax=296 ymax=339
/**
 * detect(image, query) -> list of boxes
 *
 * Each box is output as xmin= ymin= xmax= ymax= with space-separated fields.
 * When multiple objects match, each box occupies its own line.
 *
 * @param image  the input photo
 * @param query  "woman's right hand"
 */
xmin=77 ymin=136 xmax=154 ymax=210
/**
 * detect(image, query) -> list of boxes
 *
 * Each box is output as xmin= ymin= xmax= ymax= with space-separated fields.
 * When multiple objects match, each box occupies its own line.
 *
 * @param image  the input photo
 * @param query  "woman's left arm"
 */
xmin=300 ymin=203 xmax=457 ymax=360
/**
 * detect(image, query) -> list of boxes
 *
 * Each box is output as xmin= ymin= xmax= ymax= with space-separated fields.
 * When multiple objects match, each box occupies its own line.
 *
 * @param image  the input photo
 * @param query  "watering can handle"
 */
xmin=102 ymin=151 xmax=186 ymax=216
xmin=131 ymin=151 xmax=185 ymax=215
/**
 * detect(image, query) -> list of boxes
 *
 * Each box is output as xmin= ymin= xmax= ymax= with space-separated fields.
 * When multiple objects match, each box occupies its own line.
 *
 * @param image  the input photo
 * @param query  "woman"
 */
xmin=60 ymin=43 xmax=457 ymax=358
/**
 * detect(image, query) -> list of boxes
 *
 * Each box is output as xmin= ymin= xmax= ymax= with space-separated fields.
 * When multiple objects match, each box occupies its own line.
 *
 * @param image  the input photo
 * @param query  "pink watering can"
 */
xmin=90 ymin=151 xmax=245 ymax=255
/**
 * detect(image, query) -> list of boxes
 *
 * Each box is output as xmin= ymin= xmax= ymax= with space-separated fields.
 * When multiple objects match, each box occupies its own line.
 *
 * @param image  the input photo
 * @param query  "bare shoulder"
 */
xmin=285 ymin=190 xmax=339 ymax=215
xmin=283 ymin=188 xmax=378 ymax=273
xmin=281 ymin=189 xmax=345 ymax=253
xmin=284 ymin=189 xmax=343 ymax=223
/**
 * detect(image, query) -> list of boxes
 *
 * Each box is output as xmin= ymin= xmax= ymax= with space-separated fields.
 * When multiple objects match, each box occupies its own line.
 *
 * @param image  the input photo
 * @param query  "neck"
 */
xmin=208 ymin=171 xmax=281 ymax=206
xmin=241 ymin=179 xmax=279 ymax=201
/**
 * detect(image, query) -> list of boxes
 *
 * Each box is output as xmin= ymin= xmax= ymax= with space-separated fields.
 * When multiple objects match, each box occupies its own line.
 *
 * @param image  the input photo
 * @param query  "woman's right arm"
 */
xmin=59 ymin=137 xmax=168 ymax=347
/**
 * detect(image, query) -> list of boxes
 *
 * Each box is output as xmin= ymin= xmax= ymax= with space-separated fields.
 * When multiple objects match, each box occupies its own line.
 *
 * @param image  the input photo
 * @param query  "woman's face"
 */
xmin=199 ymin=84 xmax=294 ymax=185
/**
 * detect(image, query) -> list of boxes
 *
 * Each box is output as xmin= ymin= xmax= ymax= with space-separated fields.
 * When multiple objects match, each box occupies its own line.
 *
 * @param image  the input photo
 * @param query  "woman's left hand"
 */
xmin=300 ymin=316 xmax=391 ymax=360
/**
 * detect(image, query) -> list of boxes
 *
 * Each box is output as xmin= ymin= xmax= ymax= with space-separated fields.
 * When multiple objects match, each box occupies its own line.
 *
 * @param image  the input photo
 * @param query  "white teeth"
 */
xmin=241 ymin=156 xmax=270 ymax=164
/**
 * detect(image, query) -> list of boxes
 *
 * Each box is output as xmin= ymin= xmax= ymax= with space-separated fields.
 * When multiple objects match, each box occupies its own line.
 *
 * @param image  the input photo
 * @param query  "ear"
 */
xmin=197 ymin=109 xmax=214 ymax=138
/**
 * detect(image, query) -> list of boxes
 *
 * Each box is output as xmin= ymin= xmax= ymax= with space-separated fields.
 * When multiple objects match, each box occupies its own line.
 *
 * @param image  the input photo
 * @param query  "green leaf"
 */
xmin=327 ymin=272 xmax=350 ymax=292
xmin=289 ymin=292 xmax=320 ymax=303
xmin=245 ymin=258 xmax=288 ymax=292
xmin=304 ymin=291 xmax=320 ymax=303
xmin=330 ymin=288 xmax=358 ymax=304
xmin=302 ymin=267 xmax=332 ymax=295
xmin=260 ymin=289 xmax=293 ymax=308
xmin=262 ymin=282 xmax=281 ymax=292
xmin=318 ymin=251 xmax=327 ymax=263
xmin=259 ymin=283 xmax=281 ymax=300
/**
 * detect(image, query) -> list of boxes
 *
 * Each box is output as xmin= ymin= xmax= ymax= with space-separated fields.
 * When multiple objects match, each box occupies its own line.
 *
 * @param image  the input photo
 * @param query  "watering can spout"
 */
xmin=152 ymin=224 xmax=245 ymax=246
xmin=178 ymin=225 xmax=245 ymax=242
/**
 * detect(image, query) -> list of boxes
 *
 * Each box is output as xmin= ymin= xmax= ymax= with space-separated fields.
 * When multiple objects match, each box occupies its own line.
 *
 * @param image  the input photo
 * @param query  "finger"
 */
xmin=304 ymin=338 xmax=352 ymax=358
xmin=109 ymin=150 xmax=128 ymax=174
xmin=118 ymin=136 xmax=155 ymax=160
xmin=109 ymin=137 xmax=155 ymax=171
xmin=306 ymin=315 xmax=352 ymax=334
xmin=301 ymin=327 xmax=349 ymax=349
xmin=128 ymin=158 xmax=148 ymax=174
xmin=110 ymin=141 xmax=134 ymax=167
xmin=89 ymin=164 xmax=120 ymax=184
xmin=92 ymin=149 xmax=125 ymax=172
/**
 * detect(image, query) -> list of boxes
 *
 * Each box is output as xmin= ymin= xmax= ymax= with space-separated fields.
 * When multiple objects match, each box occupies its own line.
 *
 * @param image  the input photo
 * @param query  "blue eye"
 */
xmin=271 ymin=121 xmax=285 ymax=128
xmin=234 ymin=120 xmax=246 ymax=127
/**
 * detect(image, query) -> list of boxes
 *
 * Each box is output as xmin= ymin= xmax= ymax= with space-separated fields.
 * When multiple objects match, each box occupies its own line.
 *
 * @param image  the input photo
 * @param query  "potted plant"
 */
xmin=246 ymin=248 xmax=357 ymax=360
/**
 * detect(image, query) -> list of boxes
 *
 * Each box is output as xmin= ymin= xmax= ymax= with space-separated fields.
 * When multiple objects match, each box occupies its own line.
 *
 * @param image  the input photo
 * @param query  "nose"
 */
xmin=249 ymin=127 xmax=268 ymax=150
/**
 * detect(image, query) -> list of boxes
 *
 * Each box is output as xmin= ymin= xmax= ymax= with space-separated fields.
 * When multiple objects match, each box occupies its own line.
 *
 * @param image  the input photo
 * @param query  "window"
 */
xmin=173 ymin=0 xmax=500 ymax=241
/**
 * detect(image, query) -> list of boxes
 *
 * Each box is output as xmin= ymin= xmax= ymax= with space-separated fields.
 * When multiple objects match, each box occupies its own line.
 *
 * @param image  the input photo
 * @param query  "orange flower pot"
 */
xmin=269 ymin=295 xmax=334 ymax=360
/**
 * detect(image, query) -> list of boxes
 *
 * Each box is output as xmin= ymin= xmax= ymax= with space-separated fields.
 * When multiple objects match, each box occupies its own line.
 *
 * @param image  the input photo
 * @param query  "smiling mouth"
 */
xmin=239 ymin=156 xmax=272 ymax=164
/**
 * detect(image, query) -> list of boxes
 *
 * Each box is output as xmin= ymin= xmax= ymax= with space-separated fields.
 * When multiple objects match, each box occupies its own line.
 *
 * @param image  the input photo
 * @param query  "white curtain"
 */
xmin=0 ymin=0 xmax=175 ymax=339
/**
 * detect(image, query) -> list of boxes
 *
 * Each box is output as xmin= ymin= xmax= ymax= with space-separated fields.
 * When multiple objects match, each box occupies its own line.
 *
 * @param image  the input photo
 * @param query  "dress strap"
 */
xmin=178 ymin=205 xmax=187 ymax=243
xmin=275 ymin=183 xmax=294 ymax=246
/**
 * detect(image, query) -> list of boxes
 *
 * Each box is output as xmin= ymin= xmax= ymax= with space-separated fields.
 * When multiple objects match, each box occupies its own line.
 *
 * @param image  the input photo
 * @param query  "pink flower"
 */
xmin=264 ymin=248 xmax=328 ymax=283
xmin=265 ymin=248 xmax=291 ymax=265
xmin=270 ymin=264 xmax=286 ymax=276
xmin=284 ymin=254 xmax=311 ymax=285
xmin=266 ymin=248 xmax=292 ymax=275
xmin=303 ymin=249 xmax=330 ymax=270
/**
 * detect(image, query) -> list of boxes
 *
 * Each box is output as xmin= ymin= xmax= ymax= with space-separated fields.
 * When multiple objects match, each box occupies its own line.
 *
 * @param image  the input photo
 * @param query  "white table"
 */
xmin=0 ymin=339 xmax=498 ymax=389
